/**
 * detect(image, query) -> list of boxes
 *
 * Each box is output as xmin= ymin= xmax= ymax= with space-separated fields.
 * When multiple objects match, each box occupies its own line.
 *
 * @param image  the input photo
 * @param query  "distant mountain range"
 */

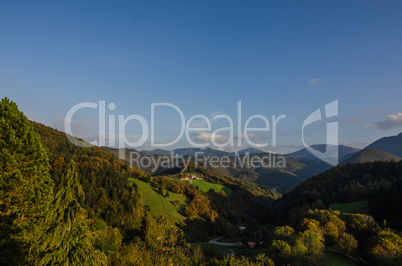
xmin=110 ymin=132 xmax=402 ymax=193
xmin=235 ymin=144 xmax=361 ymax=165
xmin=285 ymin=144 xmax=360 ymax=162
xmin=141 ymin=147 xmax=264 ymax=157
xmin=142 ymin=145 xmax=363 ymax=162
xmin=235 ymin=148 xmax=265 ymax=155
xmin=366 ymin=132 xmax=402 ymax=157
xmin=341 ymin=148 xmax=401 ymax=164
xmin=141 ymin=148 xmax=172 ymax=156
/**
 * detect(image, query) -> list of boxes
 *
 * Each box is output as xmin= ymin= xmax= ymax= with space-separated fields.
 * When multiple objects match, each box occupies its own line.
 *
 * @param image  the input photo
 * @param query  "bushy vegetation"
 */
xmin=269 ymin=209 xmax=402 ymax=265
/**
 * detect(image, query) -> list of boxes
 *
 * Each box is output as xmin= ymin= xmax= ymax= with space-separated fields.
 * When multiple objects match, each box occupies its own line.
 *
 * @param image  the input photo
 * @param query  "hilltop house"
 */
xmin=190 ymin=175 xmax=202 ymax=179
xmin=236 ymin=222 xmax=248 ymax=231
xmin=180 ymin=176 xmax=189 ymax=181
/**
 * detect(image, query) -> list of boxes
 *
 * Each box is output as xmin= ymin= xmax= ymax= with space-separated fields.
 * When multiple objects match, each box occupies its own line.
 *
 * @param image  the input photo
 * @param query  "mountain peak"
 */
xmin=341 ymin=147 xmax=401 ymax=164
xmin=366 ymin=132 xmax=402 ymax=157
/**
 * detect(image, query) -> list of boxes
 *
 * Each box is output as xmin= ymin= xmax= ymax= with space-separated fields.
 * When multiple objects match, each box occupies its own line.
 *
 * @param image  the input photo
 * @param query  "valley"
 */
xmin=2 ymin=2 xmax=402 ymax=264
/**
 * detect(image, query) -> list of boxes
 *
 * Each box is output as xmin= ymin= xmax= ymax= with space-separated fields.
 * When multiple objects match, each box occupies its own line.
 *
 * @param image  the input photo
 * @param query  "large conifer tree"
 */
xmin=0 ymin=98 xmax=54 ymax=264
xmin=34 ymin=161 xmax=107 ymax=265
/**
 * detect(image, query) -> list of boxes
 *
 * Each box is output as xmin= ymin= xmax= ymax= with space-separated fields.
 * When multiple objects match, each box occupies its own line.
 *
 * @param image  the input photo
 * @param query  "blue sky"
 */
xmin=1 ymin=0 xmax=402 ymax=153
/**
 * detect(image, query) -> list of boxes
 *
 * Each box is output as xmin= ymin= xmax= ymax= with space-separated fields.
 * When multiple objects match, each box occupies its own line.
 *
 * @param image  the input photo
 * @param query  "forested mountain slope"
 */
xmin=268 ymin=161 xmax=402 ymax=230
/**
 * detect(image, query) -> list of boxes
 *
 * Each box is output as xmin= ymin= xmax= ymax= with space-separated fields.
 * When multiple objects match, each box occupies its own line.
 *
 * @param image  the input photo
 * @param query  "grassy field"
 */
xmin=191 ymin=179 xmax=234 ymax=196
xmin=329 ymin=200 xmax=369 ymax=214
xmin=324 ymin=246 xmax=359 ymax=266
xmin=131 ymin=179 xmax=188 ymax=225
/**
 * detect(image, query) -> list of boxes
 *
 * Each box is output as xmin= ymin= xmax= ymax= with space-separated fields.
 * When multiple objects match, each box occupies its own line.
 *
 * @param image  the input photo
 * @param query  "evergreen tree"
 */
xmin=0 ymin=98 xmax=54 ymax=264
xmin=33 ymin=161 xmax=107 ymax=265
xmin=158 ymin=186 xmax=164 ymax=195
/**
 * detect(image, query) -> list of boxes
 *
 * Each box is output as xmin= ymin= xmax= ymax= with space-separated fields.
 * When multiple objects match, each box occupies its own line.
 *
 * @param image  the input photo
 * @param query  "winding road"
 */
xmin=190 ymin=237 xmax=240 ymax=247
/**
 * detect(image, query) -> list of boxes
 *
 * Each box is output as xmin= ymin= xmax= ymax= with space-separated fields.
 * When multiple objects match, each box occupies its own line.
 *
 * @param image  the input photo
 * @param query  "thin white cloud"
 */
xmin=240 ymin=133 xmax=254 ymax=139
xmin=308 ymin=78 xmax=321 ymax=85
xmin=375 ymin=113 xmax=402 ymax=130
xmin=237 ymin=133 xmax=265 ymax=140
xmin=194 ymin=132 xmax=228 ymax=143
xmin=254 ymin=143 xmax=266 ymax=148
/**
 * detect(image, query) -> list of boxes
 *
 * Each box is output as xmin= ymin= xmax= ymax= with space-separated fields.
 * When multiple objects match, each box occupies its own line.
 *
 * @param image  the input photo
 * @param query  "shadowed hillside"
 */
xmin=268 ymin=160 xmax=402 ymax=230
xmin=341 ymin=148 xmax=400 ymax=164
